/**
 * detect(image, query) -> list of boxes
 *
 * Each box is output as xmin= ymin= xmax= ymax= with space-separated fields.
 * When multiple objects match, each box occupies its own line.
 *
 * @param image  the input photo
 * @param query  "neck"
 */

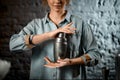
xmin=50 ymin=10 xmax=65 ymax=18
xmin=49 ymin=10 xmax=67 ymax=25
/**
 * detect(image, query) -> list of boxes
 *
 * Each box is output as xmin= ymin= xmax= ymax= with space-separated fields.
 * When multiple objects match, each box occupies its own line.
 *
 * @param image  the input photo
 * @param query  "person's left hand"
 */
xmin=44 ymin=57 xmax=71 ymax=68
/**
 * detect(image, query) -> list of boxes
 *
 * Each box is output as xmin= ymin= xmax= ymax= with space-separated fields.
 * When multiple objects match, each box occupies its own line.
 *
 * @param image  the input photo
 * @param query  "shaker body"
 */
xmin=54 ymin=41 xmax=67 ymax=61
xmin=54 ymin=33 xmax=67 ymax=62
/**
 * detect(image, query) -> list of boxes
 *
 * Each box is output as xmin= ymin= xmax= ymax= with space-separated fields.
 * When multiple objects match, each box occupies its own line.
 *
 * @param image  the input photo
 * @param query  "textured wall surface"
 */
xmin=70 ymin=0 xmax=120 ymax=79
xmin=0 ymin=0 xmax=120 ymax=80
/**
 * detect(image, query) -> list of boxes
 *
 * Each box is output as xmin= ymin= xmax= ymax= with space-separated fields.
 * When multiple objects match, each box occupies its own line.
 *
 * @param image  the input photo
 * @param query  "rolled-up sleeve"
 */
xmin=81 ymin=22 xmax=102 ymax=66
xmin=9 ymin=20 xmax=36 ymax=52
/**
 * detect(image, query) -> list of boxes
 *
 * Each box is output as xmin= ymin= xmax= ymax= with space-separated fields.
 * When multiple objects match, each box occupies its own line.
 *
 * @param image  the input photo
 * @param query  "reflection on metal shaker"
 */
xmin=54 ymin=32 xmax=67 ymax=62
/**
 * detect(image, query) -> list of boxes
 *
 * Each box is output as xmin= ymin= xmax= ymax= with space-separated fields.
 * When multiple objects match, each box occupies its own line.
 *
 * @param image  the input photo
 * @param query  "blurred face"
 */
xmin=47 ymin=0 xmax=67 ymax=12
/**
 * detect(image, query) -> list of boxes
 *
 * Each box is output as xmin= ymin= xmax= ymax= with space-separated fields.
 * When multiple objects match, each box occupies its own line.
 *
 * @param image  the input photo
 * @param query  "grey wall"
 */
xmin=69 ymin=0 xmax=120 ymax=79
xmin=0 ymin=0 xmax=120 ymax=80
xmin=71 ymin=0 xmax=120 ymax=79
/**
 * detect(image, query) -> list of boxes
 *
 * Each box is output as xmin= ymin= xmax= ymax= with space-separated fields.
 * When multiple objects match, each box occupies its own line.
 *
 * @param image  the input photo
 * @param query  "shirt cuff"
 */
xmin=81 ymin=55 xmax=87 ymax=65
xmin=81 ymin=54 xmax=98 ymax=66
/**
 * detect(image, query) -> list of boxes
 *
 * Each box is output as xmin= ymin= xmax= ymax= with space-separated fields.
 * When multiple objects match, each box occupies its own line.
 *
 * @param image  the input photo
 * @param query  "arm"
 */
xmin=10 ymin=21 xmax=75 ymax=52
xmin=69 ymin=22 xmax=101 ymax=66
xmin=68 ymin=54 xmax=91 ymax=65
xmin=80 ymin=22 xmax=102 ymax=66
xmin=44 ymin=54 xmax=90 ymax=68
xmin=31 ymin=22 xmax=75 ymax=45
xmin=9 ymin=20 xmax=36 ymax=52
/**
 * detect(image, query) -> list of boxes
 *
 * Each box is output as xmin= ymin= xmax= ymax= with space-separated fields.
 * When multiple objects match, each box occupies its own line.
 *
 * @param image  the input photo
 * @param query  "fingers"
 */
xmin=57 ymin=58 xmax=70 ymax=64
xmin=58 ymin=22 xmax=76 ymax=34
xmin=44 ymin=62 xmax=60 ymax=68
xmin=44 ymin=64 xmax=57 ymax=68
xmin=67 ymin=27 xmax=76 ymax=33
xmin=66 ymin=22 xmax=73 ymax=27
xmin=44 ymin=56 xmax=51 ymax=63
xmin=44 ymin=57 xmax=70 ymax=68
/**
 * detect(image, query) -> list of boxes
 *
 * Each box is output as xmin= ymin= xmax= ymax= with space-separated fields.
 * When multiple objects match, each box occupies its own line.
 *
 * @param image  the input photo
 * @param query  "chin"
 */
xmin=54 ymin=8 xmax=64 ymax=12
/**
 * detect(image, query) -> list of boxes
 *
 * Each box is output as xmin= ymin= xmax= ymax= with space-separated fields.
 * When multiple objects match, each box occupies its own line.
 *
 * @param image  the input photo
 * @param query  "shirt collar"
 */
xmin=44 ymin=11 xmax=71 ymax=24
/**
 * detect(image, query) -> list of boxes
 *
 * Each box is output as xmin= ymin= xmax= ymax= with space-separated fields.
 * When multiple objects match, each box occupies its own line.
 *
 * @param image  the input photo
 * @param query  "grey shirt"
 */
xmin=9 ymin=12 xmax=101 ymax=80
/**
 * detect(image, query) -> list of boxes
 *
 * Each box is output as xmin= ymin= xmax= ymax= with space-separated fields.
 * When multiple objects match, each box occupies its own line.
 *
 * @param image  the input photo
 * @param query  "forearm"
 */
xmin=44 ymin=54 xmax=91 ymax=68
xmin=25 ymin=22 xmax=76 ymax=46
xmin=32 ymin=32 xmax=52 ymax=45
xmin=69 ymin=54 xmax=91 ymax=66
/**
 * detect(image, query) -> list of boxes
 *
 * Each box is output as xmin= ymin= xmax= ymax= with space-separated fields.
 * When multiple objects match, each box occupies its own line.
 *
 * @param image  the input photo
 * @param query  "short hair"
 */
xmin=42 ymin=0 xmax=70 ymax=6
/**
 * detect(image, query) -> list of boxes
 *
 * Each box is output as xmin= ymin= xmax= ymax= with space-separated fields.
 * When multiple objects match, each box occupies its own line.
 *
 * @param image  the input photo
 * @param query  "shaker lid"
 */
xmin=56 ymin=32 xmax=67 ymax=42
xmin=58 ymin=32 xmax=66 ymax=38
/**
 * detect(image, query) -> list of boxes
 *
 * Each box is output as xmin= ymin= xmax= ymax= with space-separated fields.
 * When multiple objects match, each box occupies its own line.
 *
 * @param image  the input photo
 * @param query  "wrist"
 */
xmin=48 ymin=29 xmax=60 ymax=39
xmin=29 ymin=35 xmax=34 ymax=45
xmin=67 ymin=59 xmax=72 ymax=66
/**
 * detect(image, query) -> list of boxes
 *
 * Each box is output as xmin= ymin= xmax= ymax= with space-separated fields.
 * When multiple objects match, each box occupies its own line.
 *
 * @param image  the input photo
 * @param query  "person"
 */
xmin=9 ymin=0 xmax=101 ymax=80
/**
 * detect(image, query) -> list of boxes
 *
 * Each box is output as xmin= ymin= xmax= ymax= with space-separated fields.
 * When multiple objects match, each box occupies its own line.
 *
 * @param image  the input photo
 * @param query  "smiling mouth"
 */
xmin=54 ymin=4 xmax=62 ymax=8
xmin=54 ymin=3 xmax=62 ymax=6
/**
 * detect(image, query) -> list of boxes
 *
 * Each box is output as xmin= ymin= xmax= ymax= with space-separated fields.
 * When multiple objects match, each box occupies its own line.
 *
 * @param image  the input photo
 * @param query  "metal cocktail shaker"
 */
xmin=54 ymin=32 xmax=67 ymax=62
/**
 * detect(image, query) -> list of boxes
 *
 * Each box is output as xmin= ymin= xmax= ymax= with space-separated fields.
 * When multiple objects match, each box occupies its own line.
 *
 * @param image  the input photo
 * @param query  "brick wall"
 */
xmin=0 ymin=0 xmax=44 ymax=80
xmin=0 ymin=0 xmax=120 ymax=80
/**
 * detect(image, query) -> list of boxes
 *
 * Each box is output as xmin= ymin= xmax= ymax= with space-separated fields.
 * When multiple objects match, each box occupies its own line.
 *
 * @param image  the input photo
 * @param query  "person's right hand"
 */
xmin=48 ymin=22 xmax=76 ymax=39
